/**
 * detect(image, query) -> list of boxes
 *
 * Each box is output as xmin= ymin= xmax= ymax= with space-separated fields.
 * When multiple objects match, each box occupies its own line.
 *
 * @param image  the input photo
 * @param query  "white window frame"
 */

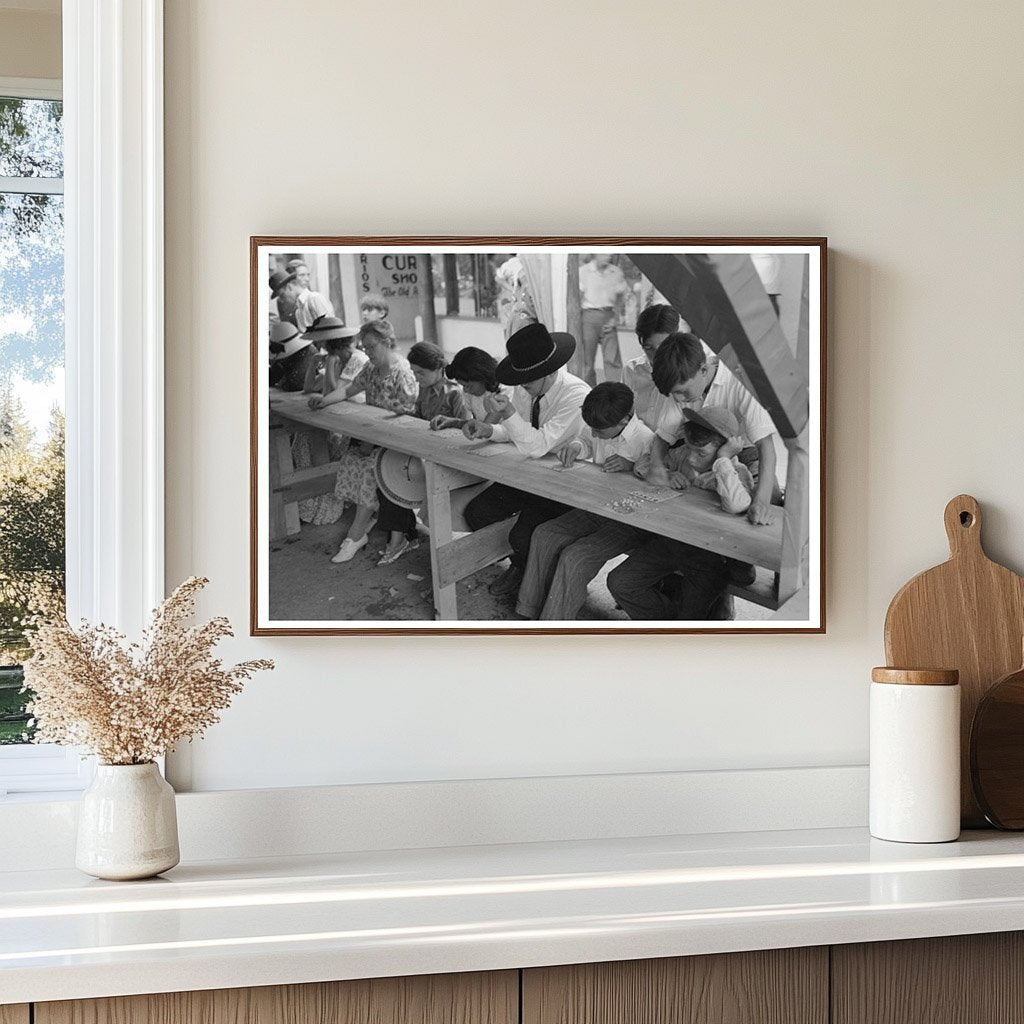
xmin=0 ymin=0 xmax=165 ymax=798
xmin=0 ymin=75 xmax=84 ymax=796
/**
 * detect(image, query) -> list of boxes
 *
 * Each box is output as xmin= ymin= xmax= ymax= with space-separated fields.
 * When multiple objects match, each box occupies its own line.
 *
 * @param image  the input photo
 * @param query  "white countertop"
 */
xmin=4 ymin=826 xmax=1024 ymax=1004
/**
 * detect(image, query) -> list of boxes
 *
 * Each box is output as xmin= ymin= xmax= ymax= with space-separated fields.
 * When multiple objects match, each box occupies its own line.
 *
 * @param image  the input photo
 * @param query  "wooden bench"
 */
xmin=267 ymin=394 xmax=793 ymax=621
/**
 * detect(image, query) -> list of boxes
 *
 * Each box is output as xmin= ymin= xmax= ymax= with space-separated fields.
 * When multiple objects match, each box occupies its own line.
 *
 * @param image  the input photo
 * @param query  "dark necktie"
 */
xmin=530 ymin=395 xmax=541 ymax=428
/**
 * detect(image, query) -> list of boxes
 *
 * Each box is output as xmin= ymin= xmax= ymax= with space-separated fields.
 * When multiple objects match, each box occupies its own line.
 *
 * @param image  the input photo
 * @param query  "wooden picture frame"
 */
xmin=251 ymin=237 xmax=826 ymax=635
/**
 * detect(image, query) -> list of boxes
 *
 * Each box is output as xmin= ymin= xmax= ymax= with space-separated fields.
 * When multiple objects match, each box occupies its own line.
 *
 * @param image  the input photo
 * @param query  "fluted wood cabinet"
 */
xmin=831 ymin=932 xmax=1024 ymax=1024
xmin=16 ymin=933 xmax=1024 ymax=1024
xmin=522 ymin=948 xmax=828 ymax=1024
xmin=34 ymin=972 xmax=517 ymax=1024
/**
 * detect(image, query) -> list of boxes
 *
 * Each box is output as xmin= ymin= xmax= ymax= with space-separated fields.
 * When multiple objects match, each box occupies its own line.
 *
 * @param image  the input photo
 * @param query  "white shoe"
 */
xmin=331 ymin=534 xmax=367 ymax=563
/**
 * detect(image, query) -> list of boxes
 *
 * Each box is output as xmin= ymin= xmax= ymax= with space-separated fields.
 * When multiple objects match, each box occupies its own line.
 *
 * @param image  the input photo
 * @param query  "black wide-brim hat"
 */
xmin=495 ymin=322 xmax=577 ymax=386
xmin=269 ymin=268 xmax=297 ymax=298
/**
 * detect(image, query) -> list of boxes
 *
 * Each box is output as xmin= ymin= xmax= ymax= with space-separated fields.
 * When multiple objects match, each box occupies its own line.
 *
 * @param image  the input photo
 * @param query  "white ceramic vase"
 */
xmin=76 ymin=762 xmax=180 ymax=880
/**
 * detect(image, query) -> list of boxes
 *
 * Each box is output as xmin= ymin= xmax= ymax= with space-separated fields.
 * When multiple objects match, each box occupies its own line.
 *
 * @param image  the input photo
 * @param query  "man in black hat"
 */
xmin=461 ymin=322 xmax=591 ymax=598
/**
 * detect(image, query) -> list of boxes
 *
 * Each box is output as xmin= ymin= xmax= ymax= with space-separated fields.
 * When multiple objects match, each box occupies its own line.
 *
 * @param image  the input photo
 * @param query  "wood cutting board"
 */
xmin=970 ymin=652 xmax=1024 ymax=829
xmin=884 ymin=494 xmax=1024 ymax=827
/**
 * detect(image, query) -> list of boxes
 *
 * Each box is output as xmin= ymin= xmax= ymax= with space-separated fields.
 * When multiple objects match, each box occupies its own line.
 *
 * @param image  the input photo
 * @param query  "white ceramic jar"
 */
xmin=76 ymin=762 xmax=180 ymax=880
xmin=870 ymin=667 xmax=961 ymax=843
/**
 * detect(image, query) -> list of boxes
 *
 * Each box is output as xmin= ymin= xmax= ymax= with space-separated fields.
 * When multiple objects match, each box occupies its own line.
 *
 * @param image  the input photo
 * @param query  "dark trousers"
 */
xmin=463 ymin=483 xmax=570 ymax=570
xmin=607 ymin=536 xmax=733 ymax=620
xmin=376 ymin=490 xmax=417 ymax=539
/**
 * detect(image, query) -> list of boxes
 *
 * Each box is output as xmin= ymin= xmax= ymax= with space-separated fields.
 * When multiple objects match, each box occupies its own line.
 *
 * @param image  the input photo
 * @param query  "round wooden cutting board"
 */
xmin=884 ymin=494 xmax=1024 ymax=827
xmin=971 ymin=658 xmax=1024 ymax=829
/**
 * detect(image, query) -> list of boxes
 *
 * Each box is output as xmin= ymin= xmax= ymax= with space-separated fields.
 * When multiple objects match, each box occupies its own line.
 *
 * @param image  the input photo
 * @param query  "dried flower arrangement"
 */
xmin=22 ymin=577 xmax=273 ymax=765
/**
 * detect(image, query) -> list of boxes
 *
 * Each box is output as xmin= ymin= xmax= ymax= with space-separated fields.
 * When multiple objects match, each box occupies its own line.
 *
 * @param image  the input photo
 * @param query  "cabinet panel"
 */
xmin=832 ymin=932 xmax=1024 ymax=1024
xmin=0 ymin=1007 xmax=30 ymax=1024
xmin=35 ymin=971 xmax=518 ymax=1024
xmin=523 ymin=948 xmax=828 ymax=1024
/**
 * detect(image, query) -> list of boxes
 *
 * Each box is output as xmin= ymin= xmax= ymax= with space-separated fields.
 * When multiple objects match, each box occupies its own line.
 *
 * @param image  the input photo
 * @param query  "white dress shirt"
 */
xmin=622 ymin=355 xmax=671 ymax=432
xmin=295 ymin=289 xmax=334 ymax=332
xmin=577 ymin=414 xmax=654 ymax=466
xmin=578 ymin=261 xmax=627 ymax=309
xmin=655 ymin=357 xmax=775 ymax=448
xmin=489 ymin=367 xmax=590 ymax=458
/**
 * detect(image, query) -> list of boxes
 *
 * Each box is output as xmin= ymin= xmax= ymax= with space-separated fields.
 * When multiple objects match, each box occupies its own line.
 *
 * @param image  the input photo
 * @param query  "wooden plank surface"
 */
xmin=0 ymin=1007 xmax=29 ymax=1024
xmin=36 ymin=971 xmax=518 ymax=1024
xmin=522 ymin=950 xmax=828 ymax=1024
xmin=436 ymin=518 xmax=513 ymax=590
xmin=271 ymin=394 xmax=784 ymax=570
xmin=832 ymin=933 xmax=1024 ymax=1024
xmin=884 ymin=494 xmax=1024 ymax=826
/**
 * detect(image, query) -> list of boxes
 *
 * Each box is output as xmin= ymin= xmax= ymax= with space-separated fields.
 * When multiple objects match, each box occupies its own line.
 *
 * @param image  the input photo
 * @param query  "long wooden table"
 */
xmin=269 ymin=392 xmax=784 ymax=620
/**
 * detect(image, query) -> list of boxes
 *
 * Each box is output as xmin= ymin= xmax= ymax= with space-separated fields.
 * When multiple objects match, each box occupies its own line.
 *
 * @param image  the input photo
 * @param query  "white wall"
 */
xmin=164 ymin=1 xmax=1024 ymax=792
xmin=0 ymin=7 xmax=61 ymax=80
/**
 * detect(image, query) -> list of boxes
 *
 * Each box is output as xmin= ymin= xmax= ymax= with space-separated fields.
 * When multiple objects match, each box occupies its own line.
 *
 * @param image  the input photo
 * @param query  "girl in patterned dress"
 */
xmin=370 ymin=342 xmax=473 ymax=566
xmin=308 ymin=319 xmax=417 ymax=563
xmin=432 ymin=346 xmax=511 ymax=429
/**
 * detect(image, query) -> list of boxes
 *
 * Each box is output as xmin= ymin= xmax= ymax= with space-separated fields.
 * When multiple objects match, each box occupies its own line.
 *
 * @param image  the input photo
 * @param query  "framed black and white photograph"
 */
xmin=251 ymin=237 xmax=826 ymax=635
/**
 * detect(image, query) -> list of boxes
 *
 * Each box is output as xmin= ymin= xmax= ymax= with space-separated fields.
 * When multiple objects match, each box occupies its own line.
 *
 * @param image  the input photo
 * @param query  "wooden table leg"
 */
xmin=778 ymin=427 xmax=809 ymax=605
xmin=269 ymin=422 xmax=300 ymax=541
xmin=307 ymin=427 xmax=331 ymax=466
xmin=425 ymin=461 xmax=458 ymax=619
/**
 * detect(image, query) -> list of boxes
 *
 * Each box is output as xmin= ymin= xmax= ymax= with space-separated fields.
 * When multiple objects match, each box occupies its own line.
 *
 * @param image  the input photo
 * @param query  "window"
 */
xmin=0 ymin=80 xmax=82 ymax=795
xmin=432 ymin=252 xmax=514 ymax=320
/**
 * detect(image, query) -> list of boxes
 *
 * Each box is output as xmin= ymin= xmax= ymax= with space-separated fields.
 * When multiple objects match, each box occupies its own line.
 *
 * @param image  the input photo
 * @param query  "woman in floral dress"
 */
xmin=308 ymin=319 xmax=417 ymax=563
xmin=291 ymin=317 xmax=368 ymax=525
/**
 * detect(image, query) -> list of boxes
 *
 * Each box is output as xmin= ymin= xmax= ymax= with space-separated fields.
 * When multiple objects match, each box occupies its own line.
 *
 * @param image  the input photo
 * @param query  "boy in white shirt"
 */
xmin=516 ymin=383 xmax=654 ymax=620
xmin=621 ymin=303 xmax=683 ymax=430
xmin=609 ymin=332 xmax=779 ymax=620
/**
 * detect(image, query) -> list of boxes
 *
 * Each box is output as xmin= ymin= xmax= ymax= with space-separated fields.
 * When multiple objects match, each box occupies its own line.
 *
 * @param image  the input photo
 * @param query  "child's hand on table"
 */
xmin=668 ymin=471 xmax=692 ymax=490
xmin=430 ymin=415 xmax=458 ymax=431
xmin=557 ymin=440 xmax=585 ymax=468
xmin=602 ymin=454 xmax=634 ymax=474
xmin=484 ymin=392 xmax=514 ymax=421
xmin=462 ymin=419 xmax=494 ymax=441
xmin=308 ymin=394 xmax=327 ymax=409
xmin=645 ymin=465 xmax=670 ymax=487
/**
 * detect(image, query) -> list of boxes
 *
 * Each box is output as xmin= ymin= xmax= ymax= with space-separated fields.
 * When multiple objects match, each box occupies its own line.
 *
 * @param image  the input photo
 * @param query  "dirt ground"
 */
xmin=268 ymin=506 xmax=771 ymax=624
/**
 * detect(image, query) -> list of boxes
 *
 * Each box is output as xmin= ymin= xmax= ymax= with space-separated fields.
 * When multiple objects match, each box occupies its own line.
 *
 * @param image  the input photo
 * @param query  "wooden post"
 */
xmin=796 ymin=254 xmax=811 ymax=384
xmin=268 ymin=420 xmax=300 ymax=540
xmin=417 ymin=253 xmax=439 ymax=344
xmin=777 ymin=426 xmax=810 ymax=604
xmin=566 ymin=254 xmax=582 ymax=378
xmin=424 ymin=460 xmax=457 ymax=619
xmin=443 ymin=254 xmax=460 ymax=316
xmin=627 ymin=252 xmax=808 ymax=438
xmin=328 ymin=253 xmax=346 ymax=324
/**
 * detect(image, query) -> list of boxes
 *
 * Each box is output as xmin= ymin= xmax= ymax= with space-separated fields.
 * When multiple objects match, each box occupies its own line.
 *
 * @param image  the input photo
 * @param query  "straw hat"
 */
xmin=373 ymin=449 xmax=487 ymax=532
xmin=302 ymin=315 xmax=361 ymax=344
xmin=270 ymin=321 xmax=311 ymax=358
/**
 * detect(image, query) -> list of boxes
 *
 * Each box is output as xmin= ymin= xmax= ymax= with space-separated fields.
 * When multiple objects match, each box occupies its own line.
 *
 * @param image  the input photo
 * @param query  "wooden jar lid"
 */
xmin=871 ymin=667 xmax=960 ymax=686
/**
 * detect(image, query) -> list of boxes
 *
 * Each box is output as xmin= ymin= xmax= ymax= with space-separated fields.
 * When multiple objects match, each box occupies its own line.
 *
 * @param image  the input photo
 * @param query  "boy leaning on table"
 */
xmin=460 ymin=322 xmax=590 ymax=597
xmin=515 ymin=381 xmax=654 ymax=621
xmin=608 ymin=331 xmax=781 ymax=621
